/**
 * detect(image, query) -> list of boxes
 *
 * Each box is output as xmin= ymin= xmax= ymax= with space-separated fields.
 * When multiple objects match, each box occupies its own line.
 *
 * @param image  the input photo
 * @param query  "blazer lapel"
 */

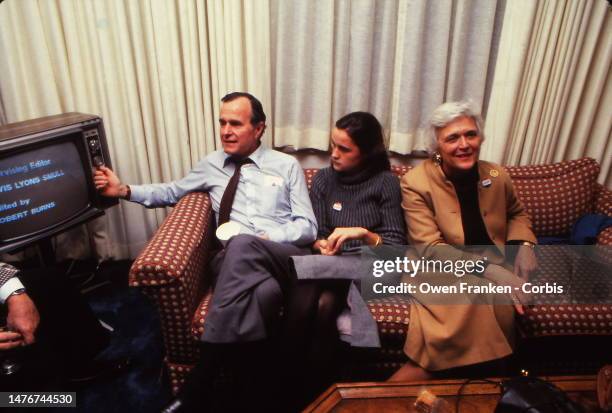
xmin=427 ymin=161 xmax=465 ymax=245
xmin=477 ymin=162 xmax=506 ymax=255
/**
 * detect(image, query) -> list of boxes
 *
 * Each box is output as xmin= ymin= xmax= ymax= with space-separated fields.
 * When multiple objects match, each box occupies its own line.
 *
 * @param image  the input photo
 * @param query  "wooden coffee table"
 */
xmin=304 ymin=375 xmax=601 ymax=412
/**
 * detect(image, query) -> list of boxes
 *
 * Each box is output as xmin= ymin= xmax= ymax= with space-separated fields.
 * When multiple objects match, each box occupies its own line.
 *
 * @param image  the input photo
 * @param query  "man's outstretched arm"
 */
xmin=94 ymin=162 xmax=211 ymax=208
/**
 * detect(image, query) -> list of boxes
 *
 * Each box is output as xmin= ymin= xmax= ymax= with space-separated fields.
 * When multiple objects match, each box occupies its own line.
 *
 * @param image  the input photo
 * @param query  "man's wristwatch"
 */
xmin=8 ymin=287 xmax=26 ymax=299
xmin=124 ymin=184 xmax=131 ymax=200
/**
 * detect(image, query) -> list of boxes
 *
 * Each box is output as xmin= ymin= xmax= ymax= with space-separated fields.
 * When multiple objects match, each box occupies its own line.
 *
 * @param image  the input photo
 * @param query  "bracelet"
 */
xmin=124 ymin=184 xmax=131 ymax=200
xmin=374 ymin=234 xmax=382 ymax=247
xmin=519 ymin=241 xmax=536 ymax=249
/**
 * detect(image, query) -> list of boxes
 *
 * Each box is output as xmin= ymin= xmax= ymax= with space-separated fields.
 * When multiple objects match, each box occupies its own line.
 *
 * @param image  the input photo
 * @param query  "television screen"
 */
xmin=0 ymin=137 xmax=90 ymax=242
xmin=0 ymin=112 xmax=117 ymax=253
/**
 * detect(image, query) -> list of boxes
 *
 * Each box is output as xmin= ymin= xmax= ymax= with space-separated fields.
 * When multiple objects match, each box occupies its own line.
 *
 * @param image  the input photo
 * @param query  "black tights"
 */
xmin=282 ymin=280 xmax=350 ymax=409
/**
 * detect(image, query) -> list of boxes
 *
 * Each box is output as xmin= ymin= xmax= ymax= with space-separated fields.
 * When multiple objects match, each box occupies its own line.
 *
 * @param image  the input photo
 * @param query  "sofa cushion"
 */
xmin=191 ymin=288 xmax=214 ymax=339
xmin=391 ymin=164 xmax=412 ymax=178
xmin=313 ymin=158 xmax=600 ymax=237
xmin=517 ymin=246 xmax=612 ymax=337
xmin=304 ymin=168 xmax=320 ymax=191
xmin=191 ymin=288 xmax=412 ymax=348
xmin=303 ymin=165 xmax=412 ymax=191
xmin=505 ymin=158 xmax=600 ymax=237
xmin=519 ymin=304 xmax=612 ymax=337
xmin=367 ymin=296 xmax=411 ymax=342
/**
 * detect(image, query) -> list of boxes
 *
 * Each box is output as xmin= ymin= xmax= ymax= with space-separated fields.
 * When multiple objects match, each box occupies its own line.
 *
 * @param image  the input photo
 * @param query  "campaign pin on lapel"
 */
xmin=332 ymin=202 xmax=342 ymax=211
xmin=481 ymin=178 xmax=492 ymax=188
xmin=489 ymin=169 xmax=499 ymax=177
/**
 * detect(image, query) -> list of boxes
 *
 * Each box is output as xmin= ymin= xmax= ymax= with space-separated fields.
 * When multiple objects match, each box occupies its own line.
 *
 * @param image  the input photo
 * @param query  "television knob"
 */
xmin=89 ymin=139 xmax=100 ymax=151
xmin=93 ymin=156 xmax=104 ymax=166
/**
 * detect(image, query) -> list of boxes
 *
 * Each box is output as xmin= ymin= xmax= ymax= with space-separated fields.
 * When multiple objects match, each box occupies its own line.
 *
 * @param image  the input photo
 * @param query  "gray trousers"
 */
xmin=201 ymin=234 xmax=309 ymax=343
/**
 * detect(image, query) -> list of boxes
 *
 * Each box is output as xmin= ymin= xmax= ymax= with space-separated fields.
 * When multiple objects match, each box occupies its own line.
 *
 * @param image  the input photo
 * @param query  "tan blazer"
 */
xmin=400 ymin=159 xmax=536 ymax=257
xmin=399 ymin=159 xmax=536 ymax=370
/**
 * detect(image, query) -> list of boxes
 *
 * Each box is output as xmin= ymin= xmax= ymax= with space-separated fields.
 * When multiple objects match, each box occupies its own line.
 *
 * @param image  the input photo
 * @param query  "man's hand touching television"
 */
xmin=94 ymin=166 xmax=130 ymax=199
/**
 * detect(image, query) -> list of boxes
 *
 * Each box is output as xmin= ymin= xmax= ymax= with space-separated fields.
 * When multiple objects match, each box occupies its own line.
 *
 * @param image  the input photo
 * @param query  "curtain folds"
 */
xmin=0 ymin=0 xmax=609 ymax=260
xmin=486 ymin=0 xmax=611 ymax=186
xmin=0 ymin=0 xmax=271 ymax=259
xmin=271 ymin=0 xmax=502 ymax=153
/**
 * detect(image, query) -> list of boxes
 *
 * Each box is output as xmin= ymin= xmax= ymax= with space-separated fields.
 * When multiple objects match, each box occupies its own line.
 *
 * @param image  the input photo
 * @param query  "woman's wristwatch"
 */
xmin=519 ymin=241 xmax=536 ymax=249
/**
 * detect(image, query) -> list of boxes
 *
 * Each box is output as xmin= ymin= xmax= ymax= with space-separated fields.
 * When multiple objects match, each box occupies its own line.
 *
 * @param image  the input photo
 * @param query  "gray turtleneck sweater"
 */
xmin=310 ymin=167 xmax=406 ymax=251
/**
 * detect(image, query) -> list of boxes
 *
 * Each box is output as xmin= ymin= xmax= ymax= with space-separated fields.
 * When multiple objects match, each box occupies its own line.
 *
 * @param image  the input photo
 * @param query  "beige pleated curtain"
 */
xmin=0 ymin=0 xmax=610 ymax=260
xmin=272 ymin=0 xmax=503 ymax=153
xmin=485 ymin=0 xmax=611 ymax=186
xmin=0 ymin=0 xmax=272 ymax=259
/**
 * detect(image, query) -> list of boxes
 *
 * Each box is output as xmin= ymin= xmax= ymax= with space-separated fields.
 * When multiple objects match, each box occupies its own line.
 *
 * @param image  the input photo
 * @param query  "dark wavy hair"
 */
xmin=221 ymin=92 xmax=267 ymax=140
xmin=221 ymin=92 xmax=266 ymax=125
xmin=335 ymin=111 xmax=390 ymax=172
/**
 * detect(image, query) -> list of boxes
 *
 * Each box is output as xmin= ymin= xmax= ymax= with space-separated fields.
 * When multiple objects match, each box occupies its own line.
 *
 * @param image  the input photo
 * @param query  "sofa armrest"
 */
xmin=597 ymin=227 xmax=612 ymax=246
xmin=594 ymin=184 xmax=612 ymax=246
xmin=129 ymin=192 xmax=216 ymax=363
xmin=594 ymin=184 xmax=612 ymax=216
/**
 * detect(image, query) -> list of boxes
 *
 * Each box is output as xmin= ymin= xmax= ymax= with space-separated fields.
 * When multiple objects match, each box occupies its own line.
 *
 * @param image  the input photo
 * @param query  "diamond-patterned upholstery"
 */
xmin=492 ymin=159 xmax=610 ymax=343
xmin=505 ymin=158 xmax=601 ymax=236
xmin=595 ymin=183 xmax=612 ymax=248
xmin=129 ymin=157 xmax=611 ymax=392
xmin=516 ymin=246 xmax=612 ymax=337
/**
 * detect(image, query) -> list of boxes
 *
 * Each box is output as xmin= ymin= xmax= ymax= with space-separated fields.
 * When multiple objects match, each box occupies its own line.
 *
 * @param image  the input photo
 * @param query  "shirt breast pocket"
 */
xmin=259 ymin=175 xmax=285 ymax=214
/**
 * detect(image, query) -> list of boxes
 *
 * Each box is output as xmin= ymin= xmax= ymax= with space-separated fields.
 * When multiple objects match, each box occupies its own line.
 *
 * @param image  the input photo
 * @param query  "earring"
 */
xmin=432 ymin=152 xmax=442 ymax=165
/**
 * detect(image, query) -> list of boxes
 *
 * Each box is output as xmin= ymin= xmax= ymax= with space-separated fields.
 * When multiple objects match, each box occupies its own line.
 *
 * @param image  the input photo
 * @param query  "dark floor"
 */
xmin=2 ymin=258 xmax=171 ymax=413
xmin=66 ymin=259 xmax=171 ymax=413
xmin=4 ymin=258 xmax=609 ymax=412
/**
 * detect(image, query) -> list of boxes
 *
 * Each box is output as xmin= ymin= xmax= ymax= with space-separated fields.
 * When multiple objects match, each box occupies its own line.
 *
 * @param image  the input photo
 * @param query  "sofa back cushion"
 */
xmin=303 ymin=165 xmax=412 ymax=191
xmin=504 ymin=158 xmax=600 ymax=237
xmin=303 ymin=168 xmax=320 ymax=191
xmin=304 ymin=158 xmax=599 ymax=238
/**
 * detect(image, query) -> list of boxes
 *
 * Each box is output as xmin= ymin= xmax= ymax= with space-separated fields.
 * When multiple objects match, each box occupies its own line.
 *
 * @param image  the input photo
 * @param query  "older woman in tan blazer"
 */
xmin=390 ymin=101 xmax=538 ymax=381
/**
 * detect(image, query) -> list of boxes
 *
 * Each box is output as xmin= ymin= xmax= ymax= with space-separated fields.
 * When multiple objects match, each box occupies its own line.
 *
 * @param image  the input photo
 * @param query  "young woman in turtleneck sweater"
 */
xmin=282 ymin=112 xmax=406 ymax=409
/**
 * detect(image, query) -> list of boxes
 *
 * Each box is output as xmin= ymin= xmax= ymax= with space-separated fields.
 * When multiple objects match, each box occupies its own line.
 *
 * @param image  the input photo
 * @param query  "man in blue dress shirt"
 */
xmin=95 ymin=92 xmax=317 ymax=411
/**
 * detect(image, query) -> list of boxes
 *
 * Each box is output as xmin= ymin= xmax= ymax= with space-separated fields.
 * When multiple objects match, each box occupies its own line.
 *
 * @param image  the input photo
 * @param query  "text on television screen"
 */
xmin=0 ymin=140 xmax=89 ymax=241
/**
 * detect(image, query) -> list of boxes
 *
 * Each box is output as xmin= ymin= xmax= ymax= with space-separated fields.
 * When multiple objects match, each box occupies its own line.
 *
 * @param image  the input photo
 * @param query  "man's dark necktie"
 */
xmin=218 ymin=158 xmax=253 ymax=225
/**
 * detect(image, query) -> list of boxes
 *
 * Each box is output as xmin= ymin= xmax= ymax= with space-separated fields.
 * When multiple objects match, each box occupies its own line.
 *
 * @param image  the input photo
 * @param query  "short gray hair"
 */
xmin=428 ymin=101 xmax=485 ymax=151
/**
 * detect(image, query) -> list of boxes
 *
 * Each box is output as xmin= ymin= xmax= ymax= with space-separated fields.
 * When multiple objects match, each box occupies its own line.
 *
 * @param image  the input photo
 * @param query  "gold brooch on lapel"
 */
xmin=489 ymin=169 xmax=499 ymax=178
xmin=332 ymin=202 xmax=342 ymax=211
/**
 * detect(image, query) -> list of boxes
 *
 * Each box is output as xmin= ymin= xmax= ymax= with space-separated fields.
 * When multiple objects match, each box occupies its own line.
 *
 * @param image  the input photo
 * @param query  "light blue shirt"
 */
xmin=130 ymin=145 xmax=317 ymax=246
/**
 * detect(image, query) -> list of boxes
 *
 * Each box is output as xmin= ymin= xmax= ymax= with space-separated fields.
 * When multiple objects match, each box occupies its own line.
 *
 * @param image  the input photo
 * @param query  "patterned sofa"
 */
xmin=128 ymin=157 xmax=612 ymax=394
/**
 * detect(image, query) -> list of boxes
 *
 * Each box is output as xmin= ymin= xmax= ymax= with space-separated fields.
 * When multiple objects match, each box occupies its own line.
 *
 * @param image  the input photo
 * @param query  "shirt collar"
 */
xmin=222 ymin=144 xmax=266 ymax=169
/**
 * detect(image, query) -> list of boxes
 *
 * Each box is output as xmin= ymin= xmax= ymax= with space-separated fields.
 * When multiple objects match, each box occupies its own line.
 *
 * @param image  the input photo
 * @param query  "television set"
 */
xmin=0 ymin=113 xmax=118 ymax=253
